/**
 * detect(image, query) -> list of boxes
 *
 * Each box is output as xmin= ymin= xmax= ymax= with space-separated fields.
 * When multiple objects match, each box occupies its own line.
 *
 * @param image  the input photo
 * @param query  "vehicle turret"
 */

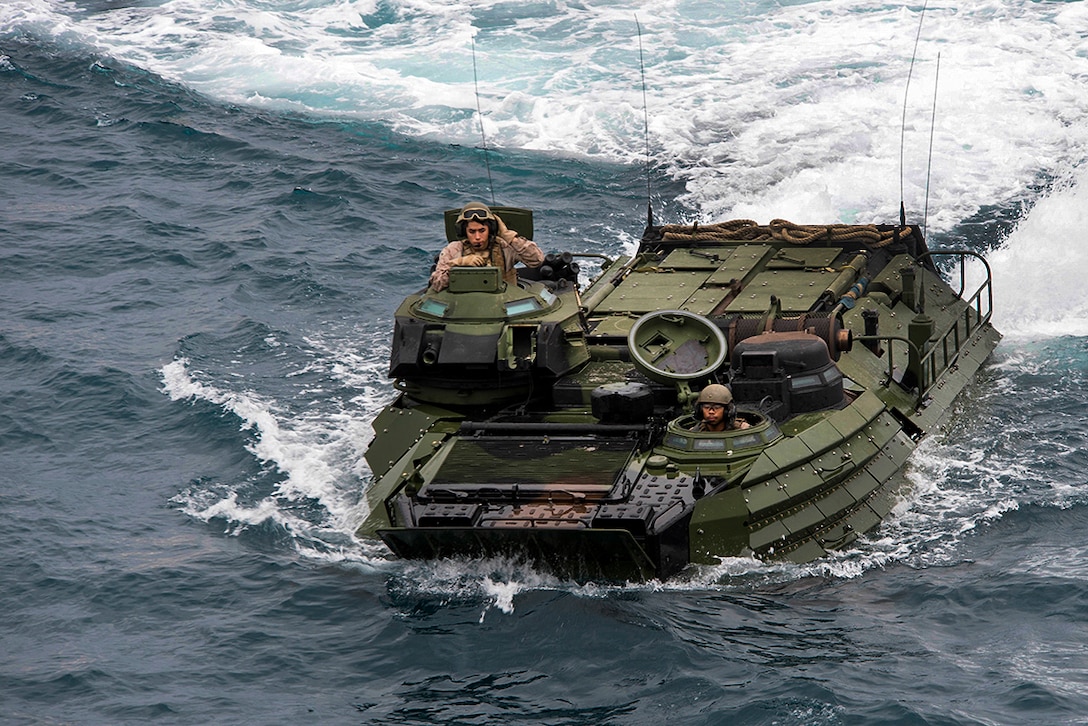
xmin=388 ymin=266 xmax=590 ymax=408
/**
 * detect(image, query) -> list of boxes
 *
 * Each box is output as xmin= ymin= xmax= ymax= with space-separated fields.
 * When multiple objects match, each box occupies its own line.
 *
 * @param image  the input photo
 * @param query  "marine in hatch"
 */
xmin=691 ymin=383 xmax=750 ymax=431
xmin=429 ymin=201 xmax=544 ymax=291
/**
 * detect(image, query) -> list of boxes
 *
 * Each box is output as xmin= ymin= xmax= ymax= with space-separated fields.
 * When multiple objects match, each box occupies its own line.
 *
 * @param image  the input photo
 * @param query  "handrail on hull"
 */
xmin=856 ymin=248 xmax=995 ymax=408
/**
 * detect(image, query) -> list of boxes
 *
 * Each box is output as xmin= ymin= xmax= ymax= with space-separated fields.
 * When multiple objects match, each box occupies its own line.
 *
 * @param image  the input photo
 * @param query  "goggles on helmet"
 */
xmin=456 ymin=207 xmax=495 ymax=223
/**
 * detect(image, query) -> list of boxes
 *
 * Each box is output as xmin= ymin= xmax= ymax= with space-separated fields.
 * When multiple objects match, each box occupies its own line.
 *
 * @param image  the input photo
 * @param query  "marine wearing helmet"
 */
xmin=429 ymin=202 xmax=545 ymax=291
xmin=693 ymin=383 xmax=750 ymax=431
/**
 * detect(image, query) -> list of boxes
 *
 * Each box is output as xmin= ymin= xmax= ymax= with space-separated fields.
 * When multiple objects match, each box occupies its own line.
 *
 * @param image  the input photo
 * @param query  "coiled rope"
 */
xmin=660 ymin=219 xmax=911 ymax=248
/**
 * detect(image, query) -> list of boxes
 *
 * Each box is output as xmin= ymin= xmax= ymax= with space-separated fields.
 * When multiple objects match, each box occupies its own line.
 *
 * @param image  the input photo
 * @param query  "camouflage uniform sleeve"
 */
xmin=429 ymin=241 xmax=464 ymax=291
xmin=507 ymin=234 xmax=545 ymax=268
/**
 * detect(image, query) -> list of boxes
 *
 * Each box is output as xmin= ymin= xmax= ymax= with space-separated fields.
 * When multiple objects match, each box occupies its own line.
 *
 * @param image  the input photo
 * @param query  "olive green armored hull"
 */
xmin=357 ymin=216 xmax=1000 ymax=581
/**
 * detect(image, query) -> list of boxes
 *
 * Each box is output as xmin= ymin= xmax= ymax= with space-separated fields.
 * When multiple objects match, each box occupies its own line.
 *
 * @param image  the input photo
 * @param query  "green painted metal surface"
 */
xmin=357 ymin=216 xmax=1002 ymax=580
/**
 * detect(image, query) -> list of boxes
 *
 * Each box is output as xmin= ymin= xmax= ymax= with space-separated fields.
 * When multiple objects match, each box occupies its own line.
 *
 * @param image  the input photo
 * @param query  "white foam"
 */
xmin=983 ymin=166 xmax=1088 ymax=338
xmin=161 ymin=357 xmax=376 ymax=547
xmin=8 ymin=1 xmax=1087 ymax=229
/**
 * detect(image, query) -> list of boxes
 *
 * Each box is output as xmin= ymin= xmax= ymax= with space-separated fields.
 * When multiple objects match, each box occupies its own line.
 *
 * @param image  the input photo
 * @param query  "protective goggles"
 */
xmin=456 ymin=207 xmax=495 ymax=223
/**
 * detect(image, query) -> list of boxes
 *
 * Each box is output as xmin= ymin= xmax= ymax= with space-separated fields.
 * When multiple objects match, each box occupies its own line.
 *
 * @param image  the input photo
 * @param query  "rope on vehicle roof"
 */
xmin=659 ymin=219 xmax=911 ymax=248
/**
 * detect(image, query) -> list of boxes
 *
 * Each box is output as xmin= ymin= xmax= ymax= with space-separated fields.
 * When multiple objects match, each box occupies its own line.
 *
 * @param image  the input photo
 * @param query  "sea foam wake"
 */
xmin=987 ymin=165 xmax=1088 ymax=338
xmin=4 ymin=1 xmax=1088 ymax=230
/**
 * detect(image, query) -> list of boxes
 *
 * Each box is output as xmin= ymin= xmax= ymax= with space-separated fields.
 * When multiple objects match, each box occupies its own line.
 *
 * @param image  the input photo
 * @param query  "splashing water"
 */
xmin=986 ymin=166 xmax=1088 ymax=338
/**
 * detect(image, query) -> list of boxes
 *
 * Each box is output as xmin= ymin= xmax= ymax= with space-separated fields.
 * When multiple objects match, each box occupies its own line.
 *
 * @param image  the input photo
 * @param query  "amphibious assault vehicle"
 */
xmin=356 ymin=208 xmax=1000 ymax=580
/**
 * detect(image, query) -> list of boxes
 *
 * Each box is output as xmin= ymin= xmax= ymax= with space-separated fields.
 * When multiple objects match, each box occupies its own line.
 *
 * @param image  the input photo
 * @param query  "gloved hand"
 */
xmin=495 ymin=214 xmax=518 ymax=243
xmin=451 ymin=253 xmax=488 ymax=267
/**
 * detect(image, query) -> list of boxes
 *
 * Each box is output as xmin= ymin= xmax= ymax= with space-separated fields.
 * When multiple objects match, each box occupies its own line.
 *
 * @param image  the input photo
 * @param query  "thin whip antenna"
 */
xmin=899 ymin=0 xmax=929 ymax=227
xmin=471 ymin=37 xmax=496 ymax=205
xmin=635 ymin=15 xmax=653 ymax=228
xmin=923 ymin=52 xmax=941 ymax=239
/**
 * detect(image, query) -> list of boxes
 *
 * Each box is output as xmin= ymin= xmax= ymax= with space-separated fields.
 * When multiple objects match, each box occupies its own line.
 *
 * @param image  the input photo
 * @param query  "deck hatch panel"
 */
xmin=594 ymin=270 xmax=713 ymax=314
xmin=422 ymin=436 xmax=632 ymax=496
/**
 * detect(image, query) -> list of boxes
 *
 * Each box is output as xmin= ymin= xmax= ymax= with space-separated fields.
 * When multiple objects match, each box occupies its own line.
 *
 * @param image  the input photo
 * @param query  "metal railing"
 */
xmin=855 ymin=249 xmax=995 ymax=409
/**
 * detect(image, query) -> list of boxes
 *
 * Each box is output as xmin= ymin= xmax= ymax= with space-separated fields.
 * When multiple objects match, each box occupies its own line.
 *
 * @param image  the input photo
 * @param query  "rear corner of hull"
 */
xmin=378 ymin=526 xmax=659 ymax=583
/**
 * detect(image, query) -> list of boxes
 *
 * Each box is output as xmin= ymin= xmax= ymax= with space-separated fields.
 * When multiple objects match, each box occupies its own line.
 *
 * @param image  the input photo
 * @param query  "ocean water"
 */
xmin=4 ymin=0 xmax=1088 ymax=723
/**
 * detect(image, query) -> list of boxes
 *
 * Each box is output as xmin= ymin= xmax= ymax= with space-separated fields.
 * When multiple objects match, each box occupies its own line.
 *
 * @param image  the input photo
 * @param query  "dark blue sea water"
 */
xmin=5 ymin=1 xmax=1088 ymax=723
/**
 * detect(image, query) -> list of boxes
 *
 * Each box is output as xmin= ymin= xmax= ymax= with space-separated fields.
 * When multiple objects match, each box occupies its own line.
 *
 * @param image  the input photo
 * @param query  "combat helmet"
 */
xmin=695 ymin=383 xmax=736 ymax=424
xmin=455 ymin=201 xmax=498 ymax=237
xmin=696 ymin=383 xmax=733 ymax=406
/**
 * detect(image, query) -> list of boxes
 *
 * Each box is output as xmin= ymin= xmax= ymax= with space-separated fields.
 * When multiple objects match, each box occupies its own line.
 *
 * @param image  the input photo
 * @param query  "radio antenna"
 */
xmin=923 ymin=52 xmax=941 ymax=239
xmin=635 ymin=16 xmax=653 ymax=228
xmin=899 ymin=0 xmax=929 ymax=227
xmin=471 ymin=37 xmax=496 ymax=205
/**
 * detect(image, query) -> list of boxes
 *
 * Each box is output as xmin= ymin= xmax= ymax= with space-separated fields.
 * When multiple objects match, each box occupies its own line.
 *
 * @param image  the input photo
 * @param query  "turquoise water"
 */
xmin=4 ymin=1 xmax=1088 ymax=723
